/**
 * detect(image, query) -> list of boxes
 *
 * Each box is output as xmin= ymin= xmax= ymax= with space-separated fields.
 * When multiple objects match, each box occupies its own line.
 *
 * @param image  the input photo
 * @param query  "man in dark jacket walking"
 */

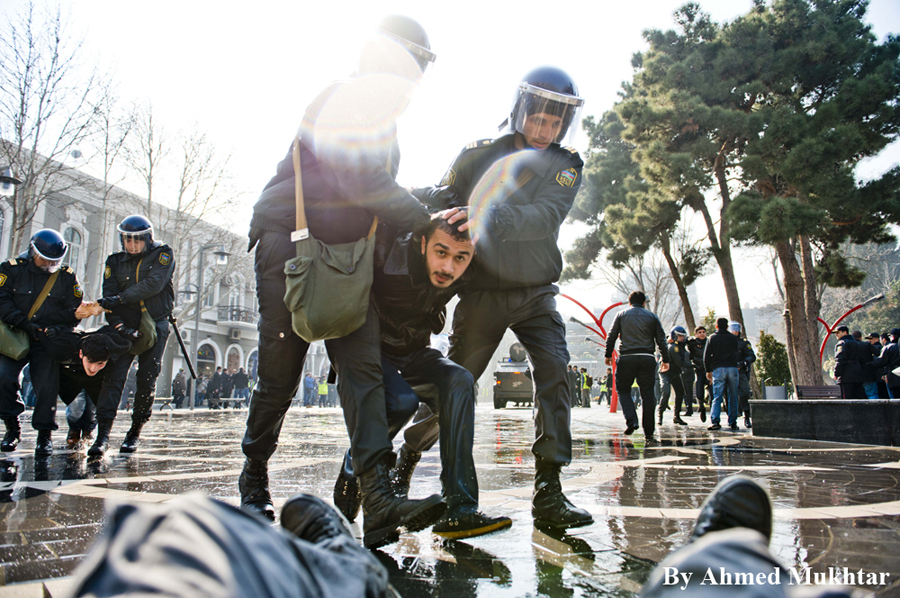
xmin=239 ymin=16 xmax=446 ymax=548
xmin=658 ymin=327 xmax=689 ymax=427
xmin=703 ymin=318 xmax=742 ymax=431
xmin=93 ymin=215 xmax=175 ymax=456
xmin=605 ymin=291 xmax=669 ymax=439
xmin=872 ymin=328 xmax=900 ymax=399
xmin=686 ymin=326 xmax=709 ymax=421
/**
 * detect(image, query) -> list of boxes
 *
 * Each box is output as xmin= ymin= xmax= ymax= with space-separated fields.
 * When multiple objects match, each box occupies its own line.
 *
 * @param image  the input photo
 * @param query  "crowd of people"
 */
xmin=0 ymin=13 xmax=897 ymax=595
xmin=833 ymin=327 xmax=900 ymax=400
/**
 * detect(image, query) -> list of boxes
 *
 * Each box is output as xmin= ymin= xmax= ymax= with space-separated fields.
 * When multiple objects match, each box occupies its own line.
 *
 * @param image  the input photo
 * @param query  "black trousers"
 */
xmin=615 ymin=354 xmax=657 ymax=435
xmin=241 ymin=230 xmax=393 ymax=476
xmin=95 ymin=319 xmax=170 ymax=424
xmin=658 ymin=370 xmax=685 ymax=418
xmin=694 ymin=367 xmax=709 ymax=413
xmin=404 ymin=285 xmax=572 ymax=465
xmin=0 ymin=341 xmax=60 ymax=430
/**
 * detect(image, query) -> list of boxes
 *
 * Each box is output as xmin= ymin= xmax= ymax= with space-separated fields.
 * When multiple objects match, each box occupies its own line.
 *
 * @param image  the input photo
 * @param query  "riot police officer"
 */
xmin=241 ymin=16 xmax=448 ymax=548
xmin=398 ymin=67 xmax=593 ymax=529
xmin=91 ymin=215 xmax=175 ymax=455
xmin=834 ymin=325 xmax=864 ymax=400
xmin=0 ymin=229 xmax=82 ymax=455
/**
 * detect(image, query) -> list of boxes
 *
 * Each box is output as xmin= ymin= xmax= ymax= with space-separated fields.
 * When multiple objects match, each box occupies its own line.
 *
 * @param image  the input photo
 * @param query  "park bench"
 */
xmin=796 ymin=385 xmax=842 ymax=400
xmin=153 ymin=397 xmax=175 ymax=410
xmin=212 ymin=397 xmax=245 ymax=409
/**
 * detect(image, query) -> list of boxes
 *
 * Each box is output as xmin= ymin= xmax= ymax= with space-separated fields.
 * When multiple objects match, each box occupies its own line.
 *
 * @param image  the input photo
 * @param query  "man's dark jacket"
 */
xmin=703 ymin=329 xmax=741 ymax=372
xmin=416 ymin=133 xmax=582 ymax=290
xmin=372 ymin=228 xmax=470 ymax=358
xmin=0 ymin=256 xmax=81 ymax=331
xmin=872 ymin=341 xmax=900 ymax=388
xmin=102 ymin=242 xmax=175 ymax=327
xmin=233 ymin=371 xmax=249 ymax=389
xmin=834 ymin=335 xmax=864 ymax=383
xmin=248 ymin=81 xmax=430 ymax=251
xmin=687 ymin=336 xmax=707 ymax=372
xmin=605 ymin=305 xmax=668 ymax=362
xmin=51 ymin=326 xmax=132 ymax=389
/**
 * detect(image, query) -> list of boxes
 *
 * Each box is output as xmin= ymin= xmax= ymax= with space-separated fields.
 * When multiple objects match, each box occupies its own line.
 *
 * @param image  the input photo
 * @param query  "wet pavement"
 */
xmin=1 ymin=404 xmax=899 ymax=596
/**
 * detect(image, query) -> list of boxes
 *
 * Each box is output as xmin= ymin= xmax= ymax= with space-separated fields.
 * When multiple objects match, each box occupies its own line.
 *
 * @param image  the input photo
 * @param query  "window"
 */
xmin=63 ymin=228 xmax=83 ymax=275
xmin=228 ymin=274 xmax=244 ymax=308
xmin=202 ymin=267 xmax=217 ymax=308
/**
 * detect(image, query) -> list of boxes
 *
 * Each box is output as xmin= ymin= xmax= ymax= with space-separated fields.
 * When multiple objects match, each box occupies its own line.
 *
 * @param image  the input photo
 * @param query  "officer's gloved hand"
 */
xmin=43 ymin=325 xmax=68 ymax=340
xmin=24 ymin=322 xmax=42 ymax=341
xmin=97 ymin=296 xmax=122 ymax=310
xmin=115 ymin=324 xmax=142 ymax=341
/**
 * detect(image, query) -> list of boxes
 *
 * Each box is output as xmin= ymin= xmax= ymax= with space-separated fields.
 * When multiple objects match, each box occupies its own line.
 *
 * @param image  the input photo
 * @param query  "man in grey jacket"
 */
xmin=605 ymin=291 xmax=669 ymax=439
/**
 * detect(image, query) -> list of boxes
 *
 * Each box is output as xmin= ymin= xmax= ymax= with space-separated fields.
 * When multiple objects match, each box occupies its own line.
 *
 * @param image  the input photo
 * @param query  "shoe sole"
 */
xmin=364 ymin=496 xmax=447 ymax=550
xmin=119 ymin=446 xmax=138 ymax=454
xmin=434 ymin=517 xmax=512 ymax=539
xmin=87 ymin=447 xmax=107 ymax=457
xmin=532 ymin=513 xmax=594 ymax=530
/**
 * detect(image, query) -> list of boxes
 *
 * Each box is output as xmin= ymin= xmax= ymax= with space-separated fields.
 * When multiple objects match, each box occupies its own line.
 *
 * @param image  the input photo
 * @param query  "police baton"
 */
xmin=168 ymin=315 xmax=197 ymax=379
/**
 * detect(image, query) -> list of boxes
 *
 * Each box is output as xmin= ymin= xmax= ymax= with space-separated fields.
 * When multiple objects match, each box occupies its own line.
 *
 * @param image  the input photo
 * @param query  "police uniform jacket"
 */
xmin=248 ymin=80 xmax=430 ymax=250
xmin=605 ymin=305 xmax=668 ymax=362
xmin=417 ymin=133 xmax=583 ymax=290
xmin=667 ymin=340 xmax=690 ymax=374
xmin=834 ymin=336 xmax=864 ymax=383
xmin=0 ymin=255 xmax=81 ymax=332
xmin=372 ymin=228 xmax=471 ymax=358
xmin=103 ymin=241 xmax=175 ymax=328
xmin=737 ymin=338 xmax=756 ymax=377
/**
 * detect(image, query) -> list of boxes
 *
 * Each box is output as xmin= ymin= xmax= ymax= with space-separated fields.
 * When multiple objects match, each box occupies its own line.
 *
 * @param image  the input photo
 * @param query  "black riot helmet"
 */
xmin=507 ymin=66 xmax=585 ymax=146
xmin=30 ymin=229 xmax=68 ymax=269
xmin=117 ymin=215 xmax=153 ymax=253
xmin=376 ymin=15 xmax=436 ymax=73
xmin=671 ymin=326 xmax=687 ymax=341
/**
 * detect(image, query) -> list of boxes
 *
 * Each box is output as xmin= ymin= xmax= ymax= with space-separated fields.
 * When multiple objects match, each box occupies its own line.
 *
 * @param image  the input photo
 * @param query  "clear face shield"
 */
xmin=120 ymin=232 xmax=149 ymax=254
xmin=30 ymin=241 xmax=67 ymax=273
xmin=512 ymin=84 xmax=584 ymax=148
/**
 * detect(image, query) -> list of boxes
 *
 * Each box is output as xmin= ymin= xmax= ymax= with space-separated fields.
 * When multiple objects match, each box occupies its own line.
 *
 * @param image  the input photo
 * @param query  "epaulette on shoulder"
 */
xmin=464 ymin=139 xmax=493 ymax=150
xmin=562 ymin=146 xmax=579 ymax=155
xmin=61 ymin=266 xmax=74 ymax=274
xmin=7 ymin=259 xmax=17 ymax=266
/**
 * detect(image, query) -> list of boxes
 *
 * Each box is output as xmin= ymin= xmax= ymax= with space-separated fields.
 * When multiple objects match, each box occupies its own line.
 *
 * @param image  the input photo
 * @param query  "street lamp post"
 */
xmin=189 ymin=244 xmax=231 ymax=410
xmin=816 ymin=293 xmax=885 ymax=364
xmin=560 ymin=295 xmax=624 ymax=412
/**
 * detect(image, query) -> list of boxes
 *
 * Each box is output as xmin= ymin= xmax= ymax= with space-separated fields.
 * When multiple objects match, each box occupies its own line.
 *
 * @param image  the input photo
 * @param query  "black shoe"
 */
xmin=88 ymin=420 xmax=113 ymax=457
xmin=281 ymin=493 xmax=354 ymax=545
xmin=730 ymin=423 xmax=739 ymax=432
xmin=34 ymin=430 xmax=53 ymax=457
xmin=684 ymin=410 xmax=693 ymax=417
xmin=744 ymin=417 xmax=752 ymax=429
xmin=389 ymin=444 xmax=421 ymax=499
xmin=624 ymin=426 xmax=637 ymax=436
xmin=360 ymin=459 xmax=446 ymax=549
xmin=657 ymin=415 xmax=663 ymax=426
xmin=119 ymin=421 xmax=144 ymax=454
xmin=239 ymin=458 xmax=275 ymax=521
xmin=691 ymin=475 xmax=772 ymax=543
xmin=532 ymin=463 xmax=593 ymax=530
xmin=433 ymin=510 xmax=512 ymax=539
xmin=700 ymin=410 xmax=707 ymax=423
xmin=333 ymin=450 xmax=361 ymax=522
xmin=708 ymin=424 xmax=721 ymax=431
xmin=1 ymin=419 xmax=21 ymax=452
xmin=673 ymin=417 xmax=688 ymax=426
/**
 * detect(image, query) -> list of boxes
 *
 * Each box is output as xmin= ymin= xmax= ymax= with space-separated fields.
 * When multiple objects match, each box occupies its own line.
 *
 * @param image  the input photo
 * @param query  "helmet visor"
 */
xmin=120 ymin=232 xmax=149 ymax=253
xmin=30 ymin=240 xmax=66 ymax=271
xmin=513 ymin=84 xmax=584 ymax=147
xmin=378 ymin=29 xmax=436 ymax=73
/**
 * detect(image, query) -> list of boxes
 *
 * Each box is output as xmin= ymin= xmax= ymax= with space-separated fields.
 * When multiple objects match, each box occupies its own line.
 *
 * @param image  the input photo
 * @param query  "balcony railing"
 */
xmin=217 ymin=306 xmax=260 ymax=325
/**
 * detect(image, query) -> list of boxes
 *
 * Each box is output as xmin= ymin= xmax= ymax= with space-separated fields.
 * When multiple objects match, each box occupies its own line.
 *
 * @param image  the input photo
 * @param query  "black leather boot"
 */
xmin=88 ymin=420 xmax=113 ymax=457
xmin=282 ymin=493 xmax=355 ymax=545
xmin=532 ymin=462 xmax=593 ymax=530
xmin=34 ymin=430 xmax=53 ymax=457
xmin=359 ymin=458 xmax=446 ymax=549
xmin=389 ymin=444 xmax=421 ymax=499
xmin=1 ymin=419 xmax=21 ymax=452
xmin=119 ymin=421 xmax=144 ymax=454
xmin=239 ymin=458 xmax=275 ymax=521
xmin=333 ymin=450 xmax=361 ymax=521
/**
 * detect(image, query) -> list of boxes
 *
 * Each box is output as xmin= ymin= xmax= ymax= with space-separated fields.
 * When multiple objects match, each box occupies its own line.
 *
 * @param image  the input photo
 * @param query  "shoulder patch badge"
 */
xmin=104 ymin=265 xmax=111 ymax=279
xmin=74 ymin=284 xmax=83 ymax=298
xmin=159 ymin=252 xmax=171 ymax=266
xmin=556 ymin=168 xmax=578 ymax=187
xmin=441 ymin=168 xmax=457 ymax=187
xmin=0 ymin=273 xmax=6 ymax=287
